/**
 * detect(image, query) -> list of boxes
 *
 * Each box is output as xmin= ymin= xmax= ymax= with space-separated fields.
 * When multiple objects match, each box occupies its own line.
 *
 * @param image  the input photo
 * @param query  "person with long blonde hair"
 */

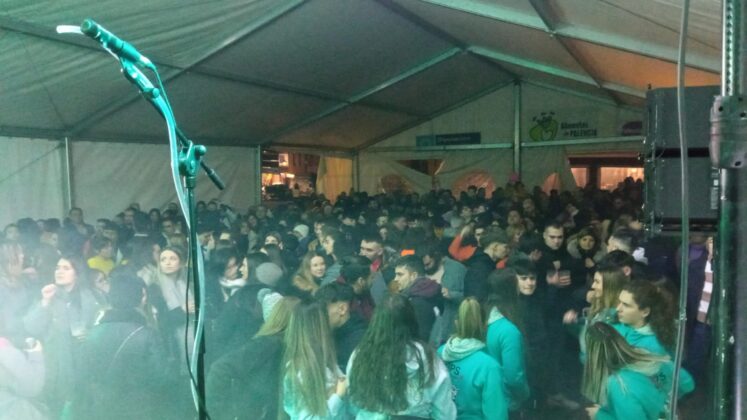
xmin=582 ymin=322 xmax=688 ymax=419
xmin=282 ymin=301 xmax=347 ymax=419
xmin=563 ymin=266 xmax=629 ymax=361
xmin=438 ymin=297 xmax=508 ymax=420
xmin=291 ymin=252 xmax=327 ymax=296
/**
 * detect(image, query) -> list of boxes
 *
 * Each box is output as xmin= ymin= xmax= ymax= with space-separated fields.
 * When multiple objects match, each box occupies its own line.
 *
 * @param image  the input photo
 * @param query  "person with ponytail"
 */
xmin=282 ymin=301 xmax=347 ymax=419
xmin=582 ymin=322 xmax=686 ymax=419
xmin=347 ymin=294 xmax=455 ymax=419
xmin=438 ymin=297 xmax=508 ymax=420
xmin=484 ymin=269 xmax=529 ymax=410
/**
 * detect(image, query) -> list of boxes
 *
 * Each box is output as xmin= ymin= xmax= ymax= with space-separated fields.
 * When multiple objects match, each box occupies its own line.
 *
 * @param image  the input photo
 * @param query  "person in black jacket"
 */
xmin=392 ymin=255 xmax=442 ymax=342
xmin=207 ymin=296 xmax=300 ymax=420
xmin=315 ymin=282 xmax=367 ymax=370
xmin=463 ymin=229 xmax=510 ymax=301
xmin=73 ymin=268 xmax=181 ymax=420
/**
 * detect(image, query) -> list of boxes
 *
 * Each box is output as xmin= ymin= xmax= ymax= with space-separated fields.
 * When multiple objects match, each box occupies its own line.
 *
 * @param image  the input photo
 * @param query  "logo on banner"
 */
xmin=529 ymin=112 xmax=559 ymax=141
xmin=529 ymin=111 xmax=599 ymax=141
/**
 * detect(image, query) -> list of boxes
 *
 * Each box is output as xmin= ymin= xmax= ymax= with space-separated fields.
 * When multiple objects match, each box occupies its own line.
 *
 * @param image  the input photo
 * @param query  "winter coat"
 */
xmin=430 ymin=258 xmax=467 ymax=347
xmin=347 ymin=342 xmax=457 ymax=419
xmin=517 ymin=293 xmax=550 ymax=399
xmin=401 ymin=277 xmax=443 ymax=342
xmin=464 ymin=251 xmax=495 ymax=301
xmin=334 ymin=312 xmax=368 ymax=370
xmin=207 ymin=334 xmax=284 ymax=420
xmin=438 ymin=337 xmax=508 ymax=420
xmin=72 ymin=309 xmax=176 ymax=420
xmin=23 ymin=286 xmax=101 ymax=415
xmin=0 ymin=337 xmax=47 ymax=420
xmin=210 ymin=282 xmax=267 ymax=358
xmin=485 ymin=308 xmax=529 ymax=409
xmin=321 ymin=262 xmax=342 ymax=286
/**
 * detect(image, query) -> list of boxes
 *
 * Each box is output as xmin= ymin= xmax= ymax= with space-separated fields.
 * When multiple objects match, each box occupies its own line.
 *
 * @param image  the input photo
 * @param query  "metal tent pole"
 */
xmin=513 ymin=81 xmax=522 ymax=176
xmin=63 ymin=136 xmax=73 ymax=210
xmin=712 ymin=0 xmax=745 ymax=418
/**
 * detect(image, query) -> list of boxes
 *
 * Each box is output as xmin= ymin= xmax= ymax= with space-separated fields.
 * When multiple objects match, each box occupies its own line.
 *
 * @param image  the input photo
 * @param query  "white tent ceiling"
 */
xmin=0 ymin=0 xmax=722 ymax=151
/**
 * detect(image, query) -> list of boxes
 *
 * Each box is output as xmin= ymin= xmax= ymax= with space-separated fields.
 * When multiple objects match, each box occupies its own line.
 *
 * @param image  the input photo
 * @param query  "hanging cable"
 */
xmin=670 ymin=0 xmax=691 ymax=418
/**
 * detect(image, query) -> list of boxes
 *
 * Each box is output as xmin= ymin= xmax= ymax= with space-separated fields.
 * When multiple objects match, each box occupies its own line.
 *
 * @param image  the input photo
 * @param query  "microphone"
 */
xmin=80 ymin=19 xmax=154 ymax=69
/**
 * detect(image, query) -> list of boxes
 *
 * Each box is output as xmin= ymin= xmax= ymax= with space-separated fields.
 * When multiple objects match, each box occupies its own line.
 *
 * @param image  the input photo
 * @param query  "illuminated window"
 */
xmin=380 ymin=174 xmax=411 ymax=193
xmin=278 ymin=153 xmax=289 ymax=167
xmin=599 ymin=167 xmax=644 ymax=190
xmin=571 ymin=167 xmax=588 ymax=187
xmin=452 ymin=171 xmax=496 ymax=198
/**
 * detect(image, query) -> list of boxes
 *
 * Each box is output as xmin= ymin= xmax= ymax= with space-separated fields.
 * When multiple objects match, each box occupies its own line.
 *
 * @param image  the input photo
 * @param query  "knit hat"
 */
xmin=293 ymin=224 xmax=310 ymax=239
xmin=255 ymin=262 xmax=283 ymax=288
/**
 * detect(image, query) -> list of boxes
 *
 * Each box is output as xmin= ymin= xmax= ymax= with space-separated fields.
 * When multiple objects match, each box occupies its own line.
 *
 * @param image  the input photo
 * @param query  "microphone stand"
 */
xmin=119 ymin=58 xmax=213 ymax=420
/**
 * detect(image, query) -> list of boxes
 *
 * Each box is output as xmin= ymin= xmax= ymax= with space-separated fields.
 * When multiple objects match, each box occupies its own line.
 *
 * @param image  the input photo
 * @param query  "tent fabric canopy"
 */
xmin=0 ymin=0 xmax=721 ymax=150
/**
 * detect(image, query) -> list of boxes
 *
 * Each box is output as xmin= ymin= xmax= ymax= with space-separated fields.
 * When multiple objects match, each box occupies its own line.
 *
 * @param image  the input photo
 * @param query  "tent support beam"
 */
xmin=364 ymin=143 xmax=512 ymax=153
xmin=67 ymin=0 xmax=308 ymax=136
xmin=255 ymin=145 xmax=263 ymax=205
xmin=63 ymin=137 xmax=73 ymax=211
xmin=375 ymin=0 xmax=519 ymax=80
xmin=523 ymin=81 xmax=642 ymax=112
xmin=0 ymin=15 xmax=418 ymax=120
xmin=357 ymin=79 xmax=516 ymax=151
xmin=258 ymin=47 xmax=464 ymax=144
xmin=353 ymin=153 xmax=361 ymax=191
xmin=469 ymin=46 xmax=646 ymax=99
xmin=521 ymin=136 xmax=643 ymax=148
xmin=513 ymin=82 xmax=521 ymax=175
xmin=415 ymin=0 xmax=719 ymax=72
xmin=526 ymin=0 xmax=621 ymax=106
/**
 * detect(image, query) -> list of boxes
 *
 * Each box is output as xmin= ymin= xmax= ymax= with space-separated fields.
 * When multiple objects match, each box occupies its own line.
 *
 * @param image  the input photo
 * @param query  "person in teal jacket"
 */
xmin=484 ymin=270 xmax=529 ymax=409
xmin=438 ymin=297 xmax=508 ymax=420
xmin=583 ymin=322 xmax=689 ymax=420
xmin=614 ymin=280 xmax=695 ymax=398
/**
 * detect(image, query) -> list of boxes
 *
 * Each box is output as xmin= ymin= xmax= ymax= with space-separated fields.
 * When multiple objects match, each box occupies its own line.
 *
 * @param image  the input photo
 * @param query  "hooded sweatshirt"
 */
xmin=402 ymin=277 xmax=443 ymax=342
xmin=596 ymin=359 xmax=685 ymax=420
xmin=485 ymin=308 xmax=529 ymax=409
xmin=612 ymin=323 xmax=695 ymax=398
xmin=438 ymin=337 xmax=508 ymax=420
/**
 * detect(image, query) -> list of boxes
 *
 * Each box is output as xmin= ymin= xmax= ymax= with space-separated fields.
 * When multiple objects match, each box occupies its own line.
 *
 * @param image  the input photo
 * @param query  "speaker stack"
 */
xmin=644 ymin=86 xmax=720 ymax=232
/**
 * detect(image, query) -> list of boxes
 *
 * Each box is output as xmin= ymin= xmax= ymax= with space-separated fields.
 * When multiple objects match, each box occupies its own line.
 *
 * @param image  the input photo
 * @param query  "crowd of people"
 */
xmin=0 ymin=178 xmax=712 ymax=419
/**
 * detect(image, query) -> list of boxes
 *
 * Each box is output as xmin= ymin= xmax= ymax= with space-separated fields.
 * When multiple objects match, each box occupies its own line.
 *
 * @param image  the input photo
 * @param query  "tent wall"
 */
xmin=1 ymin=137 xmax=260 ymax=228
xmin=0 ymin=136 xmax=67 ymax=228
xmin=316 ymin=156 xmax=353 ymax=201
xmin=354 ymin=82 xmax=643 ymax=195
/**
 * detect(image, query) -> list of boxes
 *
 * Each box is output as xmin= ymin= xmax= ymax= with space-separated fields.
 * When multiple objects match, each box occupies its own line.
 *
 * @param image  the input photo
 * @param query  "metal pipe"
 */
xmin=63 ymin=136 xmax=73 ymax=210
xmin=513 ymin=81 xmax=521 ymax=176
xmin=713 ymin=0 xmax=743 ymax=418
xmin=256 ymin=145 xmax=263 ymax=205
xmin=354 ymin=153 xmax=361 ymax=192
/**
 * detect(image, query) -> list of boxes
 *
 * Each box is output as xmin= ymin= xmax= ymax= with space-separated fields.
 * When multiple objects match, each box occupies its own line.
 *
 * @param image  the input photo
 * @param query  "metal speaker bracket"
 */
xmin=711 ymin=95 xmax=747 ymax=169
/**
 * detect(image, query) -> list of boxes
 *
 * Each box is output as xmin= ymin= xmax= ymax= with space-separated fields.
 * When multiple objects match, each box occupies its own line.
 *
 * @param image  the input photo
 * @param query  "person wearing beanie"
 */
xmin=292 ymin=224 xmax=312 ymax=258
xmin=72 ymin=269 xmax=180 ymax=420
